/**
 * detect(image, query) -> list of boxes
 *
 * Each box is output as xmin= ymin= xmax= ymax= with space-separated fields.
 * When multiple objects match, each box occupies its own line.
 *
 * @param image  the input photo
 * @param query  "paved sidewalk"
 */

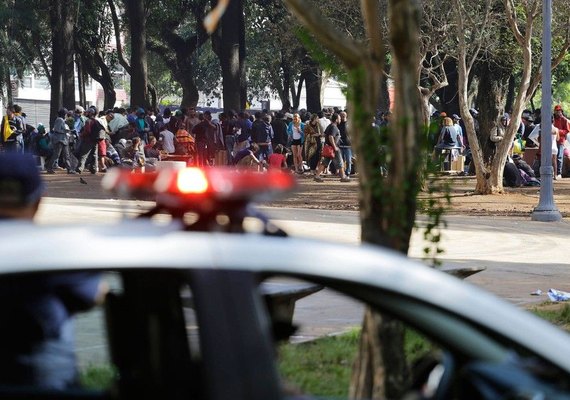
xmin=262 ymin=209 xmax=570 ymax=341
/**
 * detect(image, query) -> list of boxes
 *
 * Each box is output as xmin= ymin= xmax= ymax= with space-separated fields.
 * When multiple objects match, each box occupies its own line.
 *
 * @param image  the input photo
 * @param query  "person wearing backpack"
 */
xmin=75 ymin=107 xmax=104 ymax=174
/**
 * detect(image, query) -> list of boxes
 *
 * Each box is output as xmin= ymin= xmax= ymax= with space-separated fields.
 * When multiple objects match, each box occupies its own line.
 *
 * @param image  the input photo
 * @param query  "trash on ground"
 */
xmin=547 ymin=289 xmax=570 ymax=302
xmin=530 ymin=289 xmax=542 ymax=296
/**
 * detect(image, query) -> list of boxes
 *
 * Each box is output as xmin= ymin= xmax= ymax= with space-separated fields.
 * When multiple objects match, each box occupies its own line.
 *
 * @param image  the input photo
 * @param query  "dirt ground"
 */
xmin=41 ymin=170 xmax=570 ymax=218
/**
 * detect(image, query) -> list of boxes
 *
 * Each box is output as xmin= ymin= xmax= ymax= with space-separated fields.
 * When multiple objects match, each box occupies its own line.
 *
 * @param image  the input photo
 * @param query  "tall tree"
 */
xmin=284 ymin=0 xmax=425 ymax=397
xmin=211 ymin=0 xmax=246 ymax=111
xmin=62 ymin=0 xmax=77 ymax=108
xmin=455 ymin=0 xmax=570 ymax=194
xmin=75 ymin=0 xmax=117 ymax=110
xmin=124 ymin=0 xmax=149 ymax=107
xmin=49 ymin=0 xmax=64 ymax=127
xmin=146 ymin=0 xmax=209 ymax=108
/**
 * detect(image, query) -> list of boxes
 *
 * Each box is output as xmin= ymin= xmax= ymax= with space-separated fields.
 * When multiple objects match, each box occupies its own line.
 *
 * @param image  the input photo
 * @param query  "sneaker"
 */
xmin=556 ymin=174 xmax=562 ymax=180
xmin=46 ymin=170 xmax=56 ymax=174
xmin=340 ymin=177 xmax=351 ymax=182
xmin=314 ymin=176 xmax=323 ymax=182
xmin=67 ymin=170 xmax=77 ymax=175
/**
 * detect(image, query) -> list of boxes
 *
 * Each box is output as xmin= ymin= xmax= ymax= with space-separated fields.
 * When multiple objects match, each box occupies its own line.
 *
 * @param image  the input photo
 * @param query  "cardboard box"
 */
xmin=451 ymin=155 xmax=465 ymax=172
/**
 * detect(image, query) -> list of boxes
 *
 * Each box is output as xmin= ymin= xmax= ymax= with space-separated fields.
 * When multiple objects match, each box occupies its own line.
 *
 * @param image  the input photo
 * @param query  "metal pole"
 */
xmin=532 ymin=0 xmax=562 ymax=222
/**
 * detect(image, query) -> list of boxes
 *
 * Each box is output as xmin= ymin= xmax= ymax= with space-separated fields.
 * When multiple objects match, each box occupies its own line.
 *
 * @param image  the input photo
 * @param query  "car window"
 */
xmin=260 ymin=277 xmax=439 ymax=399
xmin=261 ymin=274 xmax=570 ymax=400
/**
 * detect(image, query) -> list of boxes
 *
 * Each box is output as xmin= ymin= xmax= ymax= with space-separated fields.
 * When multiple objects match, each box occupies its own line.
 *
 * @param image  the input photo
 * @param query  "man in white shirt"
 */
xmin=158 ymin=123 xmax=176 ymax=154
xmin=317 ymin=110 xmax=330 ymax=133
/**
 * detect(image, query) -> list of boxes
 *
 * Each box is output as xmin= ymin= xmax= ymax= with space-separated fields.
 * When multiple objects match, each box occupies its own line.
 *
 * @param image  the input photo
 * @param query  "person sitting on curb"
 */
xmin=0 ymin=152 xmax=108 ymax=389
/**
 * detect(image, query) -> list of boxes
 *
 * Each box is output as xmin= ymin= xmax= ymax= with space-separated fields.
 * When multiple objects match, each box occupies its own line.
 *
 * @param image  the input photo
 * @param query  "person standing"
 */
xmin=303 ymin=113 xmax=322 ymax=175
xmin=75 ymin=107 xmax=104 ymax=174
xmin=553 ymin=105 xmax=569 ymax=180
xmin=0 ymin=152 xmax=107 ymax=389
xmin=314 ymin=113 xmax=350 ymax=182
xmin=338 ymin=111 xmax=353 ymax=176
xmin=251 ymin=112 xmax=274 ymax=162
xmin=287 ymin=113 xmax=305 ymax=174
xmin=46 ymin=108 xmax=76 ymax=175
xmin=1 ymin=105 xmax=25 ymax=153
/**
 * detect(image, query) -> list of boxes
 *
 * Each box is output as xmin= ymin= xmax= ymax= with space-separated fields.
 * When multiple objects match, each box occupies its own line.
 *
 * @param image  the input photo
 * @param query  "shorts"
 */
xmin=291 ymin=139 xmax=302 ymax=146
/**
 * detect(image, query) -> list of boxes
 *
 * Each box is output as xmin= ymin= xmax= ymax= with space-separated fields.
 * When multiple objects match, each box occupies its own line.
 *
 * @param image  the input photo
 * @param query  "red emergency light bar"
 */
xmin=102 ymin=167 xmax=297 ymax=202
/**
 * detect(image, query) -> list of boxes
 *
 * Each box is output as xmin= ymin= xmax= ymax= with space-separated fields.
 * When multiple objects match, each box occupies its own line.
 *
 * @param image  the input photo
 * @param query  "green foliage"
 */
xmin=531 ymin=304 xmax=570 ymax=329
xmin=278 ymin=326 xmax=434 ymax=397
xmin=148 ymin=55 xmax=182 ymax=104
xmin=192 ymin=43 xmax=222 ymax=97
xmin=278 ymin=329 xmax=360 ymax=398
xmin=79 ymin=364 xmax=116 ymax=389
xmin=295 ymin=27 xmax=346 ymax=82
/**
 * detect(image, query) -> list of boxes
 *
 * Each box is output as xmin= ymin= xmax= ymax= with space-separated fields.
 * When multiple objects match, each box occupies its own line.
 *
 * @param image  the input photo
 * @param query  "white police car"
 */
xmin=1 ymin=167 xmax=570 ymax=399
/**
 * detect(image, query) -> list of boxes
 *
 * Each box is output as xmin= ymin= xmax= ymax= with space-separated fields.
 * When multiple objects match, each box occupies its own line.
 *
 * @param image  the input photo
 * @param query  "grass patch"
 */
xmin=529 ymin=303 xmax=570 ymax=331
xmin=278 ymin=327 xmax=434 ymax=398
xmin=278 ymin=329 xmax=360 ymax=398
xmin=79 ymin=364 xmax=116 ymax=390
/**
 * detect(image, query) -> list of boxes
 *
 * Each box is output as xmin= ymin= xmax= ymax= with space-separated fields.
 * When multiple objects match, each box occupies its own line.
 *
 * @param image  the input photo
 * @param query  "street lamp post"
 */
xmin=531 ymin=0 xmax=562 ymax=222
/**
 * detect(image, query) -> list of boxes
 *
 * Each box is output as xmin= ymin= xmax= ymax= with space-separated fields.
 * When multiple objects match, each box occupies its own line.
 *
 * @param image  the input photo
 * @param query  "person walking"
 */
xmin=313 ymin=113 xmax=350 ymax=182
xmin=553 ymin=105 xmax=569 ymax=180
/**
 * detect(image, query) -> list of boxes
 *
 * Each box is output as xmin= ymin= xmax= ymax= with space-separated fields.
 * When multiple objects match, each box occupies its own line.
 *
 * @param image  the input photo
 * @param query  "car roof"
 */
xmin=3 ymin=219 xmax=570 ymax=372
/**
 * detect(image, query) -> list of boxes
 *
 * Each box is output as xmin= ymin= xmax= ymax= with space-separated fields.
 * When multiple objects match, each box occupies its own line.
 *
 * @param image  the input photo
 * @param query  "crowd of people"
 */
xmin=431 ymin=105 xmax=570 ymax=187
xmin=0 ymin=104 xmax=356 ymax=182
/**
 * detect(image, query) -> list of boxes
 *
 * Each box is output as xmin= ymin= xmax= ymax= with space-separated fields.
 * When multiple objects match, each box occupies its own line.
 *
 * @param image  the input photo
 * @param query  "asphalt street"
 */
xmin=35 ymin=197 xmax=570 ymax=367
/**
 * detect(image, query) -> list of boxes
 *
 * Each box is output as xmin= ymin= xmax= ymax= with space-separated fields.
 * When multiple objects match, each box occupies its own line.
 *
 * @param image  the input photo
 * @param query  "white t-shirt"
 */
xmin=318 ymin=117 xmax=331 ymax=133
xmin=160 ymin=129 xmax=176 ymax=153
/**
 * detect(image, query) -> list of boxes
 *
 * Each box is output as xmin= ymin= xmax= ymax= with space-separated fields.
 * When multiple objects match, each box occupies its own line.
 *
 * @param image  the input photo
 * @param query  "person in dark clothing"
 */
xmin=1 ymin=105 xmax=25 ymax=153
xmin=338 ymin=111 xmax=353 ymax=175
xmin=270 ymin=112 xmax=288 ymax=149
xmin=75 ymin=107 xmax=104 ymax=174
xmin=192 ymin=111 xmax=216 ymax=166
xmin=0 ymin=152 xmax=107 ymax=389
xmin=251 ymin=112 xmax=274 ymax=162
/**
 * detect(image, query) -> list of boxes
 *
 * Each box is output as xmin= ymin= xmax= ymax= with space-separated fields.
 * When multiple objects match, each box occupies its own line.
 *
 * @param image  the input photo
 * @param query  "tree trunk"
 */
xmin=292 ymin=78 xmax=303 ymax=110
xmin=180 ymin=76 xmax=199 ymax=109
xmin=378 ymin=73 xmax=390 ymax=112
xmin=302 ymin=59 xmax=321 ymax=113
xmin=4 ymin=71 xmax=13 ymax=106
xmin=76 ymin=55 xmax=86 ymax=107
xmin=215 ymin=0 xmax=245 ymax=112
xmin=473 ymin=61 xmax=510 ymax=193
xmin=125 ymin=0 xmax=149 ymax=108
xmin=49 ymin=0 xmax=64 ymax=129
xmin=62 ymin=1 xmax=77 ymax=109
xmin=280 ymin=58 xmax=292 ymax=111
xmin=284 ymin=0 xmax=423 ymax=397
xmin=505 ymin=74 xmax=516 ymax=113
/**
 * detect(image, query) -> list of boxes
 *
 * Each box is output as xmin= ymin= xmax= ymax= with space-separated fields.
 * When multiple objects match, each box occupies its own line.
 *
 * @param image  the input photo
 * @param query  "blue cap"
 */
xmin=0 ymin=153 xmax=45 ymax=207
xmin=127 ymin=114 xmax=137 ymax=124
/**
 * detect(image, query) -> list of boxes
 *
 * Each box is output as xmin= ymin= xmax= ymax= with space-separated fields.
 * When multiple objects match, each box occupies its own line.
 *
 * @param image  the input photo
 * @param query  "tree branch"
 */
xmin=107 ymin=0 xmax=131 ymax=75
xmin=283 ymin=0 xmax=364 ymax=68
xmin=361 ymin=0 xmax=383 ymax=63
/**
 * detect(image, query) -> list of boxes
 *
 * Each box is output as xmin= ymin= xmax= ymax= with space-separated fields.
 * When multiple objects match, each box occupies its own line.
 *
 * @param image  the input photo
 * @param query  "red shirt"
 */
xmin=553 ymin=115 xmax=570 ymax=145
xmin=268 ymin=153 xmax=286 ymax=169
